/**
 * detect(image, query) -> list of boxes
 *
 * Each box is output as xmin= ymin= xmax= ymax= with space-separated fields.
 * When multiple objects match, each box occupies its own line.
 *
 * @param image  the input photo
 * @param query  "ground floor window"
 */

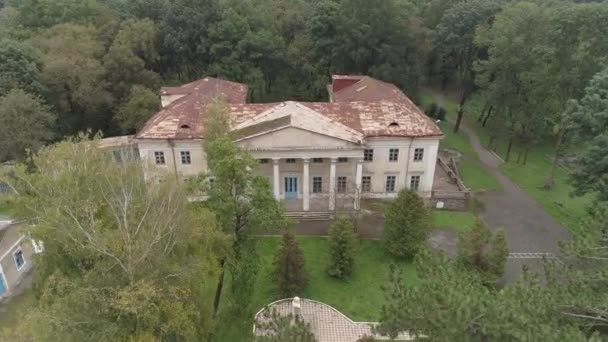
xmin=385 ymin=175 xmax=397 ymax=192
xmin=313 ymin=177 xmax=322 ymax=193
xmin=180 ymin=151 xmax=191 ymax=164
xmin=337 ymin=176 xmax=347 ymax=193
xmin=410 ymin=175 xmax=421 ymax=191
xmin=154 ymin=151 xmax=165 ymax=165
xmin=13 ymin=249 xmax=25 ymax=271
xmin=362 ymin=176 xmax=371 ymax=192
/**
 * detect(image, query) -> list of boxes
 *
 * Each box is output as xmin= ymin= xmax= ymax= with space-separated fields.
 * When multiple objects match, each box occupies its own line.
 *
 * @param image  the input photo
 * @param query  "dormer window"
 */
xmin=180 ymin=124 xmax=191 ymax=129
xmin=389 ymin=122 xmax=400 ymax=128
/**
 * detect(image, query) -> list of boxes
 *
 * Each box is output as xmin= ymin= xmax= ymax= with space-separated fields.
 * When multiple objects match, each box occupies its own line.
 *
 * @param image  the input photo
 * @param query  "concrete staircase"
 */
xmin=285 ymin=211 xmax=331 ymax=221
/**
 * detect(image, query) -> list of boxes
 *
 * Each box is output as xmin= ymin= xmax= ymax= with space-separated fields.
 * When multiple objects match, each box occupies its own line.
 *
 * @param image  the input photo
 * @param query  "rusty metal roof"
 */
xmin=136 ymin=76 xmax=442 ymax=140
xmin=137 ymin=77 xmax=248 ymax=139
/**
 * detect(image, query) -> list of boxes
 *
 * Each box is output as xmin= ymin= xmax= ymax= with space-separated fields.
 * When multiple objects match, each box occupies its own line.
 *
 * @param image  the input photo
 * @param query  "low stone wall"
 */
xmin=431 ymin=156 xmax=471 ymax=211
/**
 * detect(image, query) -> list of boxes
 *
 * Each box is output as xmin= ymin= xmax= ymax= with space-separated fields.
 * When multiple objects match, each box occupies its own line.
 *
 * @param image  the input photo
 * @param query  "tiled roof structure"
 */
xmin=136 ymin=76 xmax=442 ymax=141
xmin=137 ymin=78 xmax=248 ymax=139
xmin=254 ymin=298 xmax=415 ymax=342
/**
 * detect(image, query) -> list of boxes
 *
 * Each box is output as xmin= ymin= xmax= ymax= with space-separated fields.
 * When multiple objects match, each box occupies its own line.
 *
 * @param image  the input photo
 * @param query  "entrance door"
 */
xmin=284 ymin=177 xmax=298 ymax=200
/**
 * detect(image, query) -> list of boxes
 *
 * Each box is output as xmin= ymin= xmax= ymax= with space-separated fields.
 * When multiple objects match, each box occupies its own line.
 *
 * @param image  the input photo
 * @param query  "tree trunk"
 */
xmin=453 ymin=92 xmax=470 ymax=133
xmin=489 ymin=136 xmax=496 ymax=150
xmin=523 ymin=147 xmax=530 ymax=165
xmin=213 ymin=259 xmax=226 ymax=315
xmin=544 ymin=130 xmax=564 ymax=189
xmin=477 ymin=103 xmax=490 ymax=122
xmin=516 ymin=149 xmax=522 ymax=164
xmin=505 ymin=137 xmax=514 ymax=162
xmin=482 ymin=106 xmax=494 ymax=127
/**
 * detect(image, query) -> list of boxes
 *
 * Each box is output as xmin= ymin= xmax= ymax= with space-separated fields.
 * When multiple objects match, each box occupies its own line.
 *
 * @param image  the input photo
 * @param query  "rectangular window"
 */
xmin=410 ymin=175 xmax=421 ymax=191
xmin=312 ymin=158 xmax=323 ymax=163
xmin=180 ymin=151 xmax=191 ymax=165
xmin=389 ymin=148 xmax=399 ymax=162
xmin=208 ymin=176 xmax=216 ymax=187
xmin=154 ymin=151 xmax=165 ymax=165
xmin=258 ymin=158 xmax=270 ymax=164
xmin=364 ymin=149 xmax=374 ymax=162
xmin=413 ymin=148 xmax=424 ymax=162
xmin=362 ymin=176 xmax=371 ymax=192
xmin=338 ymin=157 xmax=348 ymax=163
xmin=386 ymin=175 xmax=397 ymax=193
xmin=337 ymin=176 xmax=347 ymax=193
xmin=286 ymin=158 xmax=296 ymax=164
xmin=13 ymin=249 xmax=25 ymax=271
xmin=313 ymin=177 xmax=322 ymax=193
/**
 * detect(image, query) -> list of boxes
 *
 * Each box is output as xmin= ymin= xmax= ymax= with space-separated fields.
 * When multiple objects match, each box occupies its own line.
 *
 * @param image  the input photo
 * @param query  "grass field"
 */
xmin=420 ymin=93 xmax=501 ymax=192
xmin=215 ymin=236 xmax=417 ymax=340
xmin=421 ymin=91 xmax=590 ymax=233
xmin=433 ymin=210 xmax=477 ymax=232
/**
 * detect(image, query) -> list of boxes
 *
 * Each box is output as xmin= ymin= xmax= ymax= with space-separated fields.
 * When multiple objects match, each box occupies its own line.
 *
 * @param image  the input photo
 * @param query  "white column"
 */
xmin=354 ymin=159 xmax=363 ymax=210
xmin=329 ymin=158 xmax=337 ymax=211
xmin=273 ymin=158 xmax=280 ymax=200
xmin=303 ymin=158 xmax=310 ymax=211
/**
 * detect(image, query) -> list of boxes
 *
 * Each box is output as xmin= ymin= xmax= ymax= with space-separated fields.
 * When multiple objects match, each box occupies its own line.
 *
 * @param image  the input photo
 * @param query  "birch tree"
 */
xmin=2 ymin=137 xmax=224 ymax=341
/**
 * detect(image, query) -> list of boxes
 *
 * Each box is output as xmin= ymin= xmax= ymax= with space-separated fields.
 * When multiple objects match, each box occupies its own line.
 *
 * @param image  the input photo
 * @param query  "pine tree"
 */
xmin=383 ymin=189 xmax=432 ymax=259
xmin=274 ymin=232 xmax=308 ymax=297
xmin=457 ymin=219 xmax=508 ymax=284
xmin=327 ymin=218 xmax=357 ymax=279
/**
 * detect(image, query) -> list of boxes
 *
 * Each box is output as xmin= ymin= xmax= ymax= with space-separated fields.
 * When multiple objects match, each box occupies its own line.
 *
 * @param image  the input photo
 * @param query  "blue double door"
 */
xmin=0 ymin=272 xmax=6 ymax=296
xmin=284 ymin=176 xmax=298 ymax=200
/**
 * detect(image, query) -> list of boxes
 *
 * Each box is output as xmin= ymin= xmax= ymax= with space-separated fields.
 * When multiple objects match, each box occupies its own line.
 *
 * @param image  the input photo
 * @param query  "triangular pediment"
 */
xmin=232 ymin=102 xmax=364 ymax=144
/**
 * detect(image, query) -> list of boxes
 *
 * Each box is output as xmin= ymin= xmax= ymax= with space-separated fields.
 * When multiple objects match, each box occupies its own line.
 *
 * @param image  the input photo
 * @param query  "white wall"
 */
xmin=136 ymin=135 xmax=440 ymax=198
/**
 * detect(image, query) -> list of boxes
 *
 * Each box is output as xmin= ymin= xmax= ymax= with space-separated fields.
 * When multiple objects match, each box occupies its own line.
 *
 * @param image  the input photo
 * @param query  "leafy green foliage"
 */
xmin=383 ymin=189 xmax=432 ymax=259
xmin=273 ymin=231 xmax=308 ymax=297
xmin=0 ymin=88 xmax=55 ymax=161
xmin=327 ymin=218 xmax=357 ymax=279
xmin=457 ymin=219 xmax=508 ymax=285
xmin=254 ymin=308 xmax=317 ymax=342
xmin=114 ymin=85 xmax=160 ymax=133
xmin=0 ymin=38 xmax=44 ymax=96
xmin=1 ymin=137 xmax=223 ymax=340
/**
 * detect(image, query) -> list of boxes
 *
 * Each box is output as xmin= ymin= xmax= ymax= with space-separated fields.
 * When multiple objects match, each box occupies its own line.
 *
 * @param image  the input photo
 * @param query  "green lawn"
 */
xmin=215 ymin=236 xmax=417 ymax=340
xmin=433 ymin=210 xmax=477 ymax=232
xmin=423 ymin=91 xmax=591 ymax=234
xmin=0 ymin=195 xmax=15 ymax=217
xmin=420 ymin=92 xmax=501 ymax=192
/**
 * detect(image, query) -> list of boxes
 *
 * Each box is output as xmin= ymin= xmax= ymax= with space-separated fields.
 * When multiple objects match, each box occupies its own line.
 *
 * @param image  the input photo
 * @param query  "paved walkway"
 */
xmin=443 ymin=102 xmax=570 ymax=283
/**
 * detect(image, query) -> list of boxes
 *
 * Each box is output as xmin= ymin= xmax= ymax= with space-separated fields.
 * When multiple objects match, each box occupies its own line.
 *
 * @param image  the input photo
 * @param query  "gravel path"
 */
xmin=440 ymin=96 xmax=570 ymax=283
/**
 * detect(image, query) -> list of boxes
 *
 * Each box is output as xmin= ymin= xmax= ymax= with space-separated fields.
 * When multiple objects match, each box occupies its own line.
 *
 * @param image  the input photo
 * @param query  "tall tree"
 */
xmin=383 ymin=189 xmax=432 ymax=259
xmin=29 ymin=24 xmax=113 ymax=134
xmin=0 ymin=38 xmax=44 ymax=96
xmin=103 ymin=18 xmax=161 ymax=102
xmin=567 ymin=67 xmax=608 ymax=202
xmin=2 ymin=137 xmax=223 ymax=340
xmin=0 ymin=88 xmax=55 ymax=162
xmin=433 ymin=0 xmax=501 ymax=133
xmin=202 ymin=101 xmax=287 ymax=314
xmin=273 ymin=231 xmax=309 ymax=297
xmin=114 ymin=85 xmax=160 ymax=133
xmin=17 ymin=0 xmax=100 ymax=28
xmin=327 ymin=218 xmax=357 ymax=279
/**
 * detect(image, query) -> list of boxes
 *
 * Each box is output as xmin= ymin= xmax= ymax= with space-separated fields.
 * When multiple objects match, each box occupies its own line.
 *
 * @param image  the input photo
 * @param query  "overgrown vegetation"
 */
xmin=327 ymin=218 xmax=357 ymax=279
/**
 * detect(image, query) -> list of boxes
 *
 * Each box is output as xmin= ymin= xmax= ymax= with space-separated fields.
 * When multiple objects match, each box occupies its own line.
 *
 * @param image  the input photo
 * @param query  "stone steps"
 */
xmin=285 ymin=211 xmax=331 ymax=221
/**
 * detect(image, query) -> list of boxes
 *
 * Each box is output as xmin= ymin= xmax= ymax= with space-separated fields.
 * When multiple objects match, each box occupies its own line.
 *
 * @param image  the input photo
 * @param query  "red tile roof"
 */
xmin=136 ymin=76 xmax=442 ymax=140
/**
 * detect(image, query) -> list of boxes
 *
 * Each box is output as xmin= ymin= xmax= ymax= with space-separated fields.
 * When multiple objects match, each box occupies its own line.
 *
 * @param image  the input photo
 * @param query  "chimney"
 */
xmin=331 ymin=75 xmax=363 ymax=93
xmin=292 ymin=297 xmax=301 ymax=317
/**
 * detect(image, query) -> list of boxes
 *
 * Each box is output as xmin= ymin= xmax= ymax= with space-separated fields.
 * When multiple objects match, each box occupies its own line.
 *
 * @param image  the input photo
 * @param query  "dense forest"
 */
xmin=1 ymin=0 xmax=608 ymax=164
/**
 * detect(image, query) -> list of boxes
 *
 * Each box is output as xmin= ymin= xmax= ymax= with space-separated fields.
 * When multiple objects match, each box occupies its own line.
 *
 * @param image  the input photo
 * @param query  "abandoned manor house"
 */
xmin=108 ymin=75 xmax=445 ymax=212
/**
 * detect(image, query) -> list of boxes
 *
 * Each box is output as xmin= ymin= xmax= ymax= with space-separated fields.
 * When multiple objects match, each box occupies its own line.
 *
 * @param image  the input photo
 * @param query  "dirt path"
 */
xmin=440 ymin=96 xmax=571 ymax=283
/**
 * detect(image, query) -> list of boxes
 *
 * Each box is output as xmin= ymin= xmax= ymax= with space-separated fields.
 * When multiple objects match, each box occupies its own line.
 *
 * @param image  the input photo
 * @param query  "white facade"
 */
xmin=135 ymin=128 xmax=440 ymax=211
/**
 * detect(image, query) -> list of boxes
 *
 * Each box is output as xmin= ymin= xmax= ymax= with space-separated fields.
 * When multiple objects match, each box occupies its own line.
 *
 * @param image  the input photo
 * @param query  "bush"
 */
xmin=426 ymin=102 xmax=446 ymax=121
xmin=273 ymin=232 xmax=309 ymax=297
xmin=327 ymin=218 xmax=358 ymax=279
xmin=383 ymin=189 xmax=432 ymax=259
xmin=457 ymin=219 xmax=508 ymax=285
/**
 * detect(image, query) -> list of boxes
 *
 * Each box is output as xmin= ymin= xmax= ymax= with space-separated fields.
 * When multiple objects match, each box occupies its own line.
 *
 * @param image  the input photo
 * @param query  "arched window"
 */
xmin=389 ymin=122 xmax=399 ymax=128
xmin=180 ymin=124 xmax=191 ymax=129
